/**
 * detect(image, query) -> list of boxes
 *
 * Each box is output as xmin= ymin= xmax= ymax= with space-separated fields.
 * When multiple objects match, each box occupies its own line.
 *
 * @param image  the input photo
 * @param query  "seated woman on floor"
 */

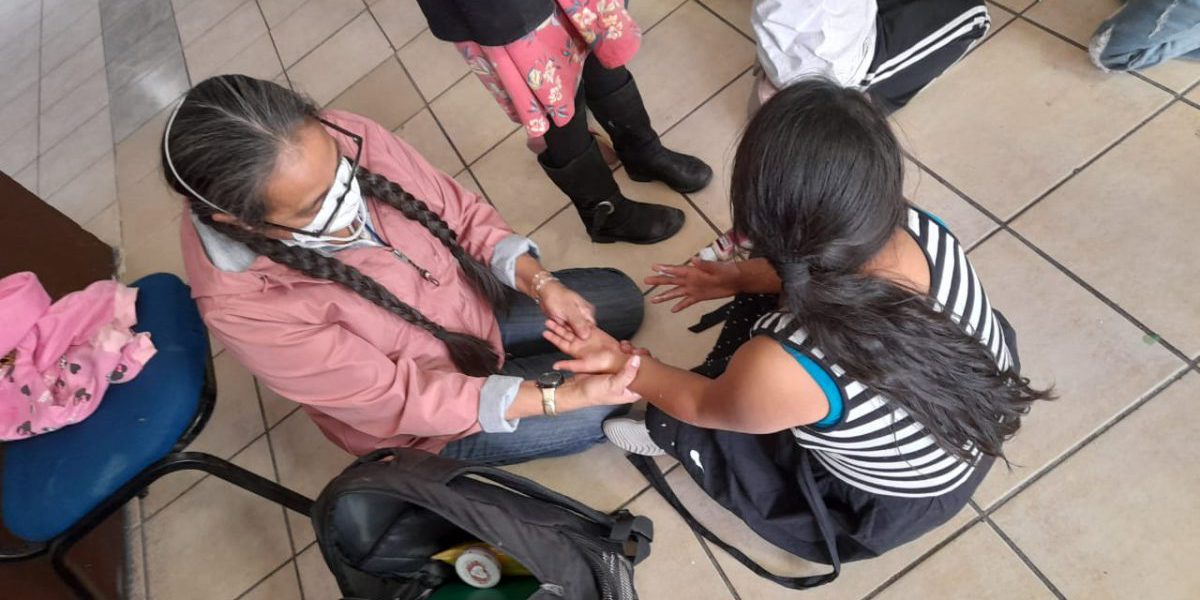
xmin=545 ymin=79 xmax=1053 ymax=571
xmin=162 ymin=74 xmax=643 ymax=466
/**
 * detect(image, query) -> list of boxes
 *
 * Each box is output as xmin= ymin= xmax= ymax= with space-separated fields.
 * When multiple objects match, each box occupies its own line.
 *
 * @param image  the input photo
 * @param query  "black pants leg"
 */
xmin=582 ymin=52 xmax=633 ymax=99
xmin=539 ymin=55 xmax=639 ymax=169
xmin=540 ymin=86 xmax=593 ymax=169
xmin=863 ymin=0 xmax=991 ymax=112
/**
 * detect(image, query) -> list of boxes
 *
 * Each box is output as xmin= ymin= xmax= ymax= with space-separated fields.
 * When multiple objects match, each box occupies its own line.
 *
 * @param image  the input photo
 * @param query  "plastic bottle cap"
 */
xmin=455 ymin=547 xmax=502 ymax=589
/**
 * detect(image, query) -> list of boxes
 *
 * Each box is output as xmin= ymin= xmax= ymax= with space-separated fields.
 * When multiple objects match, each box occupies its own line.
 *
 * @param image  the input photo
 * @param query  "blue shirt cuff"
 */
xmin=490 ymin=234 xmax=540 ymax=289
xmin=478 ymin=375 xmax=523 ymax=433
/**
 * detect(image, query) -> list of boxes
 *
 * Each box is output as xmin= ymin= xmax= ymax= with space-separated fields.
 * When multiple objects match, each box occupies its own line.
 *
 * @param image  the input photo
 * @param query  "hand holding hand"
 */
xmin=538 ymin=280 xmax=596 ymax=339
xmin=566 ymin=355 xmax=642 ymax=407
xmin=644 ymin=258 xmax=741 ymax=312
xmin=543 ymin=320 xmax=626 ymax=375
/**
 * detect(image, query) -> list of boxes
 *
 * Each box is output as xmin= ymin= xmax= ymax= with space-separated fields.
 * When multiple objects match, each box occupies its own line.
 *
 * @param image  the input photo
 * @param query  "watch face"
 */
xmin=537 ymin=371 xmax=565 ymax=388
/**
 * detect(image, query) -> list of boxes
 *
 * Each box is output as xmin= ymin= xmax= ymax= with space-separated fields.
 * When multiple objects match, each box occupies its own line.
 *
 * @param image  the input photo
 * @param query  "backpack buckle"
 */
xmin=609 ymin=511 xmax=654 ymax=564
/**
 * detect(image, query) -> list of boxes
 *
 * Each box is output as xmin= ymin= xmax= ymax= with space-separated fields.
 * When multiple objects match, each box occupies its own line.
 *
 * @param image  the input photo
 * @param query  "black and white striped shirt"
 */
xmin=753 ymin=208 xmax=1012 ymax=498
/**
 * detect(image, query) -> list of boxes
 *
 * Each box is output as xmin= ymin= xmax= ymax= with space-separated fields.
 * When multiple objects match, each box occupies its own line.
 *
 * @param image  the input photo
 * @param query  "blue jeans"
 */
xmin=1090 ymin=0 xmax=1200 ymax=71
xmin=439 ymin=268 xmax=644 ymax=466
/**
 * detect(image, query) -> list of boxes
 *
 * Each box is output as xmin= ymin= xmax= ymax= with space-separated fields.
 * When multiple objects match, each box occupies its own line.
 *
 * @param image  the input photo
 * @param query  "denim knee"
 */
xmin=557 ymin=268 xmax=644 ymax=339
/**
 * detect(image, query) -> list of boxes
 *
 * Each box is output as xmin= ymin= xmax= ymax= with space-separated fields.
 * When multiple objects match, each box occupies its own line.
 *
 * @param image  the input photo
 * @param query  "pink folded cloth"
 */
xmin=0 ymin=272 xmax=156 ymax=440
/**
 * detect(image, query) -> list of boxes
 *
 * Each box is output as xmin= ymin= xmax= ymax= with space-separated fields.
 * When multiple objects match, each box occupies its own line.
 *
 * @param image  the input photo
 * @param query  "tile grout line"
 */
xmin=1012 ymin=9 xmax=1197 ymax=99
xmin=39 ymin=1 xmax=96 ymax=75
xmin=902 ymin=144 xmax=1192 ymax=367
xmin=251 ymin=0 xmax=291 ymax=88
xmin=376 ymin=24 xmax=484 ymax=184
xmin=232 ymin=558 xmax=295 ymax=600
xmin=692 ymin=0 xmax=754 ymax=44
xmin=981 ymin=514 xmax=1067 ymax=599
xmin=362 ymin=0 xmax=398 ymax=49
xmin=978 ymin=365 xmax=1191 ymax=517
xmin=860 ymin=512 xmax=986 ymax=600
xmin=139 ymin=388 xmax=330 ymax=524
xmin=1006 ymin=223 xmax=1191 ymax=362
xmin=280 ymin=7 xmax=368 ymax=71
xmin=139 ymin=495 xmax=152 ymax=600
xmin=642 ymin=0 xmax=691 ymax=36
xmin=33 ymin=0 xmax=43 ymax=196
xmin=252 ymin=378 xmax=304 ymax=565
xmin=101 ymin=0 xmax=186 ymax=145
xmin=1003 ymin=98 xmax=1177 ymax=226
xmin=139 ymin=429 xmax=270 ymax=522
xmin=692 ymin=530 xmax=743 ymax=600
xmin=102 ymin=7 xmax=182 ymax=149
xmin=175 ymin=0 xmax=258 ymax=55
xmin=524 ymin=203 xmax=571 ymax=238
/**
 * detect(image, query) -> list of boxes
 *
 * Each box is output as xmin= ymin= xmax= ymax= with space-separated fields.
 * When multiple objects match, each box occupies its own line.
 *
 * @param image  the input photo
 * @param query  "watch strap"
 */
xmin=540 ymin=385 xmax=558 ymax=417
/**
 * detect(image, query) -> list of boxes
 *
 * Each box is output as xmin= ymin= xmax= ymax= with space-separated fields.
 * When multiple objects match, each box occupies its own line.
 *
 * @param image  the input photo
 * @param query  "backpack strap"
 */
xmin=607 ymin=510 xmax=655 ymax=564
xmin=627 ymin=452 xmax=841 ymax=589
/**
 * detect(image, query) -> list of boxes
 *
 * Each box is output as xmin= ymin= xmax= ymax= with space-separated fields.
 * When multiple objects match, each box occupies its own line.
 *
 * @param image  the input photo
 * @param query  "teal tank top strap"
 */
xmin=780 ymin=343 xmax=844 ymax=428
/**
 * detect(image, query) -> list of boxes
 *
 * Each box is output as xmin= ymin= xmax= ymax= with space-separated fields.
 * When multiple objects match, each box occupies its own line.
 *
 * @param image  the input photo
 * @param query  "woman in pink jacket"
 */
xmin=163 ymin=75 xmax=643 ymax=464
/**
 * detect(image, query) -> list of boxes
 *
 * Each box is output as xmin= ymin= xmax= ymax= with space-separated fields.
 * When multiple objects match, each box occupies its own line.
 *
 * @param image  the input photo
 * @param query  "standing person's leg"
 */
xmin=581 ymin=54 xmax=714 ymax=194
xmin=1089 ymin=0 xmax=1200 ymax=72
xmin=862 ymin=0 xmax=992 ymax=112
xmin=540 ymin=87 xmax=687 ymax=244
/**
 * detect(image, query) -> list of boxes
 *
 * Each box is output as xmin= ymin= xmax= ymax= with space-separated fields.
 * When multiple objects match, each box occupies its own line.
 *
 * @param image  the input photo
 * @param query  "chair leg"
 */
xmin=164 ymin=451 xmax=315 ymax=516
xmin=51 ymin=541 xmax=96 ymax=600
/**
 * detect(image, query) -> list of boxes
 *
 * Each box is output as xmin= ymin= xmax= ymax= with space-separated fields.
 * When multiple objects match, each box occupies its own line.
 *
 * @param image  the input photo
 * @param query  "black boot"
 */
xmin=541 ymin=139 xmax=685 ymax=244
xmin=587 ymin=77 xmax=713 ymax=194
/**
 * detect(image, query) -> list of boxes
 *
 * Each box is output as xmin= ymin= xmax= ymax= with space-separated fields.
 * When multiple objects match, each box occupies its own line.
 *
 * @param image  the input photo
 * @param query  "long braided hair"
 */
xmin=162 ymin=75 xmax=507 ymax=376
xmin=732 ymin=80 xmax=1053 ymax=462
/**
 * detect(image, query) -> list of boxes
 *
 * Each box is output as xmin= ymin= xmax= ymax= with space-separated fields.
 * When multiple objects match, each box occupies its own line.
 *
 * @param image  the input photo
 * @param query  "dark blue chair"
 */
xmin=0 ymin=273 xmax=313 ymax=598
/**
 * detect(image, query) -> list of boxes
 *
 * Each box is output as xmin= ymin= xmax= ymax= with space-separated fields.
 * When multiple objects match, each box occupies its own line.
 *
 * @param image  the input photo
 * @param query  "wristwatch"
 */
xmin=535 ymin=372 xmax=565 ymax=417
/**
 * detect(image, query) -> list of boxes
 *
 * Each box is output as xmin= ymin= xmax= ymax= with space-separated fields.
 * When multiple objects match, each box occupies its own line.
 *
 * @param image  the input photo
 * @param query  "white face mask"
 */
xmin=282 ymin=157 xmax=367 ymax=247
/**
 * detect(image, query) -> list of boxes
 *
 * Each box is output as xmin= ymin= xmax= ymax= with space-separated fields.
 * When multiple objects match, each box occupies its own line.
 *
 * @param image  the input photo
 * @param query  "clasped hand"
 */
xmin=537 ymin=279 xmax=597 ymax=339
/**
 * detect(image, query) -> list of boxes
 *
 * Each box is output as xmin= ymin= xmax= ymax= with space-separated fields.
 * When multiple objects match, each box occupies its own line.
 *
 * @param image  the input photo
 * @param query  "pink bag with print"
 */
xmin=0 ymin=272 xmax=156 ymax=440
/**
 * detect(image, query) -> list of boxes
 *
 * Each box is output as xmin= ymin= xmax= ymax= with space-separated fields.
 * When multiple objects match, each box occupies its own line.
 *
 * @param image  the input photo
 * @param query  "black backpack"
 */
xmin=311 ymin=448 xmax=655 ymax=600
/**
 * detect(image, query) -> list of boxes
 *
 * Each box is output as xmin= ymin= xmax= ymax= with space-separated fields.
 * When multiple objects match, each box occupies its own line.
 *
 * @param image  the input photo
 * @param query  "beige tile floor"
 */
xmin=4 ymin=1 xmax=1200 ymax=598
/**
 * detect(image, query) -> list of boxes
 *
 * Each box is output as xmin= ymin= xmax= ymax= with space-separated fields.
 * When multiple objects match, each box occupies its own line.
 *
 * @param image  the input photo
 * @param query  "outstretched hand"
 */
xmin=644 ymin=258 xmax=741 ymax=312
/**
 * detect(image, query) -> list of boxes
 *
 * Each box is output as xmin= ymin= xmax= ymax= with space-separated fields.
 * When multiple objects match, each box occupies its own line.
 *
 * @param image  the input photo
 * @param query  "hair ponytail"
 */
xmin=774 ymin=259 xmax=1042 ymax=461
xmin=735 ymin=80 xmax=1052 ymax=462
xmin=162 ymin=75 xmax=502 ymax=376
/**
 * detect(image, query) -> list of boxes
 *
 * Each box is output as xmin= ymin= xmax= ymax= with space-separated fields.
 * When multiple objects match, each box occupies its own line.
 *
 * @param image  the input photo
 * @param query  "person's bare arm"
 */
xmin=628 ymin=337 xmax=828 ymax=433
xmin=544 ymin=321 xmax=828 ymax=433
xmin=733 ymin=258 xmax=782 ymax=294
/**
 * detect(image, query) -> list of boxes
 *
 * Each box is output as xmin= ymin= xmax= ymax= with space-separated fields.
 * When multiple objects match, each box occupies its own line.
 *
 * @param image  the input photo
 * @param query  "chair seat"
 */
xmin=2 ymin=274 xmax=210 ymax=542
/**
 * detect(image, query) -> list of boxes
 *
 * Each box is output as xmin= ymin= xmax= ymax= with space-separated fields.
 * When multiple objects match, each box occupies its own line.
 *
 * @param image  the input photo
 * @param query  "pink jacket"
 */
xmin=181 ymin=110 xmax=521 ymax=456
xmin=0 ymin=272 xmax=156 ymax=440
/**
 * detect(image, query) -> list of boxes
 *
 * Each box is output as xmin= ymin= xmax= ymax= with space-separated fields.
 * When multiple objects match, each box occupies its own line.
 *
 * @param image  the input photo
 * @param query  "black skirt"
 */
xmin=646 ymin=407 xmax=993 ymax=563
xmin=415 ymin=0 xmax=555 ymax=46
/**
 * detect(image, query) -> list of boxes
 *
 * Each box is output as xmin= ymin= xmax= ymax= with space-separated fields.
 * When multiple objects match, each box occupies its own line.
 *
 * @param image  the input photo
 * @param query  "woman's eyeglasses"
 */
xmin=265 ymin=118 xmax=364 ymax=236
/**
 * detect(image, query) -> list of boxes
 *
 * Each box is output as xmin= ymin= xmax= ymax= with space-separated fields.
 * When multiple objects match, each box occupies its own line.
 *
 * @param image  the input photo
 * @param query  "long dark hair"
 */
xmin=162 ymin=75 xmax=508 ymax=376
xmin=732 ymin=79 xmax=1052 ymax=461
